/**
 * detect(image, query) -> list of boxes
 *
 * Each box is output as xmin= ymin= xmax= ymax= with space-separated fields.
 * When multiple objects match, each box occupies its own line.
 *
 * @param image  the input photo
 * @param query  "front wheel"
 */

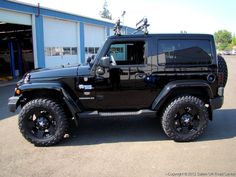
xmin=19 ymin=99 xmax=68 ymax=146
xmin=161 ymin=96 xmax=209 ymax=142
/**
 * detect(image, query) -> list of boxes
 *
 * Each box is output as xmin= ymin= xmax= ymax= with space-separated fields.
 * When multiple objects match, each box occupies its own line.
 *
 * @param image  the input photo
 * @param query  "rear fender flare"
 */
xmin=152 ymin=80 xmax=213 ymax=111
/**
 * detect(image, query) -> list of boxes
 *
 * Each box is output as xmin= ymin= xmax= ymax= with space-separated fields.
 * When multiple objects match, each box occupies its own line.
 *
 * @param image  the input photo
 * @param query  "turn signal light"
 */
xmin=15 ymin=89 xmax=21 ymax=95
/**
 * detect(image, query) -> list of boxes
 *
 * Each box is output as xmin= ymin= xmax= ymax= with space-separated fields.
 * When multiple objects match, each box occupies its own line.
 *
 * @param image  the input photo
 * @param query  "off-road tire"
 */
xmin=162 ymin=96 xmax=209 ymax=142
xmin=218 ymin=55 xmax=228 ymax=87
xmin=19 ymin=98 xmax=68 ymax=146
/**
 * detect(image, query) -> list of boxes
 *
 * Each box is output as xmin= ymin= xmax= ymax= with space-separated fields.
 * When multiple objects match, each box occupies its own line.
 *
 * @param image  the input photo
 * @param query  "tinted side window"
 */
xmin=108 ymin=41 xmax=145 ymax=65
xmin=157 ymin=40 xmax=212 ymax=65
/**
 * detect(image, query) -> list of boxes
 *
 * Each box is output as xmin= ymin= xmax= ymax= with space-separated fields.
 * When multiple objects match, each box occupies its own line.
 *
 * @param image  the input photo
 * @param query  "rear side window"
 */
xmin=157 ymin=40 xmax=212 ymax=65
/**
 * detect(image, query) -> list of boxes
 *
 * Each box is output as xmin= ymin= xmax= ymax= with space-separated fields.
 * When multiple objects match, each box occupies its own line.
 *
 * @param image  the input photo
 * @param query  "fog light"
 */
xmin=207 ymin=74 xmax=216 ymax=83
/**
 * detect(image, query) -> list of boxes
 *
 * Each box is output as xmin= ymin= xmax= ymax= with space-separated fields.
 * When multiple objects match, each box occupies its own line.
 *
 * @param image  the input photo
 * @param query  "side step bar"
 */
xmin=78 ymin=109 xmax=156 ymax=119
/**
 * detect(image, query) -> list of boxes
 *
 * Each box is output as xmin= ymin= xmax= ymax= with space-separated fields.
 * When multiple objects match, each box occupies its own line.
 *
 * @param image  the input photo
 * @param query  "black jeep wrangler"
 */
xmin=8 ymin=32 xmax=227 ymax=146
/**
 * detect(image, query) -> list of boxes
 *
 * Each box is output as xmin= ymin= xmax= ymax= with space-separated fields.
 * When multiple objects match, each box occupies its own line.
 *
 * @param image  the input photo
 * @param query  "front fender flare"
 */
xmin=19 ymin=82 xmax=81 ymax=124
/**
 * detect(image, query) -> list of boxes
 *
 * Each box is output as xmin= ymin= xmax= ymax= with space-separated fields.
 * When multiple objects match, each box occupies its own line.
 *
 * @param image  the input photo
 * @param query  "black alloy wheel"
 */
xmin=162 ymin=96 xmax=209 ymax=142
xmin=19 ymin=99 xmax=68 ymax=146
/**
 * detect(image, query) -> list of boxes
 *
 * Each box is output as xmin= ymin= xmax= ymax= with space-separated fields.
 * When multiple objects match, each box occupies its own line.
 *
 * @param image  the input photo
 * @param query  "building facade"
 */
xmin=0 ymin=0 xmax=134 ymax=80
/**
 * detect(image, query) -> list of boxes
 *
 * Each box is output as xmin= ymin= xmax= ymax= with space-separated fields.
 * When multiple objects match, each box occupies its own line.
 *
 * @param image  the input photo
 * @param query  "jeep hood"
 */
xmin=29 ymin=65 xmax=90 ymax=79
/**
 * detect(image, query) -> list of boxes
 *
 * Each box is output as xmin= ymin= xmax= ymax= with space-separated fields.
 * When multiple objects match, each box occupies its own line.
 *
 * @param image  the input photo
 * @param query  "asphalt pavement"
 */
xmin=0 ymin=56 xmax=236 ymax=177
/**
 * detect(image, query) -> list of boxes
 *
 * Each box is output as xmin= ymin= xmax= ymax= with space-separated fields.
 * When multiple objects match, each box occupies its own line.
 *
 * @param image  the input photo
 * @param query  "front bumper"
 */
xmin=210 ymin=96 xmax=224 ymax=110
xmin=8 ymin=96 xmax=20 ymax=112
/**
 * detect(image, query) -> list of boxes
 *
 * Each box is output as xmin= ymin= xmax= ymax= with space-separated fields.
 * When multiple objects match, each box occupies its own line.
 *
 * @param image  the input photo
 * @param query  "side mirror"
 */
xmin=87 ymin=56 xmax=92 ymax=64
xmin=99 ymin=56 xmax=110 ymax=68
xmin=96 ymin=66 xmax=105 ymax=75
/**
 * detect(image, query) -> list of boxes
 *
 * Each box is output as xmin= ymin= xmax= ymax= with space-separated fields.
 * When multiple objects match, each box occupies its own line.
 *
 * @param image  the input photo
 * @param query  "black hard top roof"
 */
xmin=108 ymin=33 xmax=214 ymax=40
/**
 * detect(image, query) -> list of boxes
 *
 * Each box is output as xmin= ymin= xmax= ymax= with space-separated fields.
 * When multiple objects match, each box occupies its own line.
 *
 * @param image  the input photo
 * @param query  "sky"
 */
xmin=15 ymin=0 xmax=236 ymax=35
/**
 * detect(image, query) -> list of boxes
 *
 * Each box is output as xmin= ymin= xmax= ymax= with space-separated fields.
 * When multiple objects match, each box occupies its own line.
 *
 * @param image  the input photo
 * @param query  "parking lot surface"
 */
xmin=0 ymin=56 xmax=236 ymax=177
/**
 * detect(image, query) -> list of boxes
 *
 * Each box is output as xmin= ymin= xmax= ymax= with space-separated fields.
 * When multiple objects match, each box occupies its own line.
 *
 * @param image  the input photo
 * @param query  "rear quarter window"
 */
xmin=157 ymin=39 xmax=212 ymax=65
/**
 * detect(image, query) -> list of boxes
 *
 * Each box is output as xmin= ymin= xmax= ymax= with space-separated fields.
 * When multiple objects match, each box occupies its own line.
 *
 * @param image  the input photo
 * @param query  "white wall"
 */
xmin=0 ymin=9 xmax=32 ymax=25
xmin=84 ymin=24 xmax=106 ymax=59
xmin=84 ymin=24 xmax=105 ymax=47
xmin=43 ymin=17 xmax=79 ymax=68
xmin=110 ymin=28 xmax=115 ymax=36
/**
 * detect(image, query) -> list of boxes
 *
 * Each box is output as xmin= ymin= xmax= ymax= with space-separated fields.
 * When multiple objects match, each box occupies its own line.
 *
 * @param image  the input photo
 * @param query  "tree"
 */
xmin=99 ymin=0 xmax=112 ymax=20
xmin=232 ymin=35 xmax=236 ymax=46
xmin=214 ymin=30 xmax=232 ymax=50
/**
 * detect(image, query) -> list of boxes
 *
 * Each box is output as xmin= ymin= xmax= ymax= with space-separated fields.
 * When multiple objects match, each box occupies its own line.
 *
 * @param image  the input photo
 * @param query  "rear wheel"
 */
xmin=19 ymin=98 xmax=68 ymax=146
xmin=161 ymin=96 xmax=208 ymax=142
xmin=218 ymin=55 xmax=228 ymax=87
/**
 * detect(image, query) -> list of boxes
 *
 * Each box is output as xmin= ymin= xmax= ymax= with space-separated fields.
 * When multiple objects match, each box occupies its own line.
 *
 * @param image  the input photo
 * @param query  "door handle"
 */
xmin=135 ymin=73 xmax=146 ymax=79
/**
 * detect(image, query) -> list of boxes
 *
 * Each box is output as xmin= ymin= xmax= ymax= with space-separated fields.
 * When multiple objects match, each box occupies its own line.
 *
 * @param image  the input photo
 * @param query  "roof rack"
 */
xmin=113 ymin=18 xmax=122 ymax=36
xmin=113 ymin=17 xmax=150 ymax=36
xmin=133 ymin=17 xmax=150 ymax=35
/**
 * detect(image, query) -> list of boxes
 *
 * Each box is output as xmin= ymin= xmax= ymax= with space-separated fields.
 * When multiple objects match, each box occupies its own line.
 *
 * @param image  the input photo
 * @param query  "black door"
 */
xmin=80 ymin=40 xmax=158 ymax=111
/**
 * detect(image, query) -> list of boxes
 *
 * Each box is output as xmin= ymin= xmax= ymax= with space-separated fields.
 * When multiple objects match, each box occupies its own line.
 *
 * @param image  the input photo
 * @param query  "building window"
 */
xmin=85 ymin=47 xmax=88 ymax=54
xmin=51 ymin=47 xmax=62 ymax=56
xmin=45 ymin=47 xmax=78 ymax=56
xmin=63 ymin=47 xmax=71 ymax=55
xmin=45 ymin=48 xmax=51 ymax=56
xmin=95 ymin=47 xmax=99 ymax=53
xmin=85 ymin=47 xmax=100 ymax=55
xmin=72 ymin=47 xmax=77 ymax=55
xmin=89 ymin=47 xmax=94 ymax=54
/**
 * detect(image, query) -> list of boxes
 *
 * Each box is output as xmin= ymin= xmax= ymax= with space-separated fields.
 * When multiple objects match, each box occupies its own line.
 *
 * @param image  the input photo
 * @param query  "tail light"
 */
xmin=217 ymin=72 xmax=224 ymax=96
xmin=218 ymin=72 xmax=224 ymax=86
